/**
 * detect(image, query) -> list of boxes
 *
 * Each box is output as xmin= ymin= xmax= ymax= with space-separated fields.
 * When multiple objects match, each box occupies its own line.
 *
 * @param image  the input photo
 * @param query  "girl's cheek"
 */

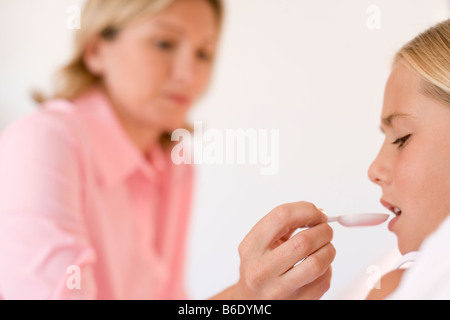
xmin=393 ymin=152 xmax=416 ymax=190
xmin=394 ymin=137 xmax=427 ymax=183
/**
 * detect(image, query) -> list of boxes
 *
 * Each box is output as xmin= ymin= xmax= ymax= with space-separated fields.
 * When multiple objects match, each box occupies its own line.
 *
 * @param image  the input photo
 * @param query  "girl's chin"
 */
xmin=397 ymin=240 xmax=411 ymax=256
xmin=389 ymin=215 xmax=414 ymax=254
xmin=396 ymin=233 xmax=422 ymax=255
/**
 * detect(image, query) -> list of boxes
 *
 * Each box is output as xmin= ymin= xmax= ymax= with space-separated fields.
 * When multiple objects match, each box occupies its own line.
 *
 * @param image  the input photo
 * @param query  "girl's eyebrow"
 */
xmin=382 ymin=112 xmax=412 ymax=126
xmin=379 ymin=112 xmax=414 ymax=134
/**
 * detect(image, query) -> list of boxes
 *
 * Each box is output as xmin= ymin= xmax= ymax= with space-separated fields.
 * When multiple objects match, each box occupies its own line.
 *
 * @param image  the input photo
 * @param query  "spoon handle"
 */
xmin=326 ymin=216 xmax=339 ymax=223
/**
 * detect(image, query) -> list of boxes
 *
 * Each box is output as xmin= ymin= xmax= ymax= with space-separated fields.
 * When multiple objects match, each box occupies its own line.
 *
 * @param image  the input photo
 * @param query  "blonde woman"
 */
xmin=0 ymin=0 xmax=335 ymax=299
xmin=366 ymin=19 xmax=450 ymax=299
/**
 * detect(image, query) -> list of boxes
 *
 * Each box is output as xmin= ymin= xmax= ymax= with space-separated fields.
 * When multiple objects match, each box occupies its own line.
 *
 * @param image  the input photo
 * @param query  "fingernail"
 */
xmin=319 ymin=208 xmax=328 ymax=221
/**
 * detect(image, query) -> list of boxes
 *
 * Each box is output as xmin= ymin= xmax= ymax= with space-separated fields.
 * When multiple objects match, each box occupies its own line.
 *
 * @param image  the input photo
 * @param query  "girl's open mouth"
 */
xmin=380 ymin=199 xmax=402 ymax=216
xmin=380 ymin=199 xmax=402 ymax=231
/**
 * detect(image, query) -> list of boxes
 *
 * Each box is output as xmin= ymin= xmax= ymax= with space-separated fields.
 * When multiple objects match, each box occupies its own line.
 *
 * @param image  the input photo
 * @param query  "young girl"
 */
xmin=367 ymin=19 xmax=450 ymax=299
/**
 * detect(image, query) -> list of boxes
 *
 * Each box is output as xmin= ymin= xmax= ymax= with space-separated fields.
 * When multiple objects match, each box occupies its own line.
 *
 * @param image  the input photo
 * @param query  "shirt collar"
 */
xmin=73 ymin=87 xmax=168 ymax=187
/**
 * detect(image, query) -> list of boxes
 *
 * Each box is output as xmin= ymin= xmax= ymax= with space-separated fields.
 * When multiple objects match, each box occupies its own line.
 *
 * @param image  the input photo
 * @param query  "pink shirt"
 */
xmin=0 ymin=87 xmax=194 ymax=299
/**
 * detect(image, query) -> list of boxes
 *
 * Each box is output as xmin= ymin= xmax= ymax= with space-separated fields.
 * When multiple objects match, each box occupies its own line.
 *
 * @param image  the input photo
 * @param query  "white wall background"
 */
xmin=0 ymin=0 xmax=449 ymax=299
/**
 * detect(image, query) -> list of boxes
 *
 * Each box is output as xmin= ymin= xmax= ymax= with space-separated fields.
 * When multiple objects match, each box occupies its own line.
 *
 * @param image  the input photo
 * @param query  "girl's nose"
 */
xmin=368 ymin=146 xmax=392 ymax=187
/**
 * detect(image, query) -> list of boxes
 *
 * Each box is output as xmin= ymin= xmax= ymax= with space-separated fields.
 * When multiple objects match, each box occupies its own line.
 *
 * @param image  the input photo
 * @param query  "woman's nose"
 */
xmin=172 ymin=51 xmax=198 ymax=86
xmin=368 ymin=147 xmax=391 ymax=186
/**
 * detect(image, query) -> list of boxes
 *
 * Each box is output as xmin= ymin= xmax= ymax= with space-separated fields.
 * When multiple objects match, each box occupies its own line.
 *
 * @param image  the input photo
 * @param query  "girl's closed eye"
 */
xmin=392 ymin=134 xmax=412 ymax=148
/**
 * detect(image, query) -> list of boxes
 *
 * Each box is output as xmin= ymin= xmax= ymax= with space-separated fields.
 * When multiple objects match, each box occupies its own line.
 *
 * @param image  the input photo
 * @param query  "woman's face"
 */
xmin=368 ymin=62 xmax=450 ymax=254
xmin=86 ymin=0 xmax=219 ymax=133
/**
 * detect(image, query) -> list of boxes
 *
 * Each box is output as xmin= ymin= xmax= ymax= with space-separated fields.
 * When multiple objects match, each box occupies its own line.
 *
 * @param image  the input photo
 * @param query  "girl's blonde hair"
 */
xmin=34 ymin=0 xmax=223 ymax=103
xmin=394 ymin=19 xmax=450 ymax=106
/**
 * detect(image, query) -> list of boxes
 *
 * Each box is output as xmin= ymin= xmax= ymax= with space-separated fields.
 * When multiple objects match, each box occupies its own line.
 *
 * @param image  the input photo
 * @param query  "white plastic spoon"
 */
xmin=327 ymin=213 xmax=389 ymax=227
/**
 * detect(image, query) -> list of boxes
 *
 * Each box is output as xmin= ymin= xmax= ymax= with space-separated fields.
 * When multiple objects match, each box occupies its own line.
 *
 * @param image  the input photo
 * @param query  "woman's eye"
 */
xmin=197 ymin=50 xmax=213 ymax=62
xmin=153 ymin=39 xmax=175 ymax=50
xmin=392 ymin=134 xmax=412 ymax=148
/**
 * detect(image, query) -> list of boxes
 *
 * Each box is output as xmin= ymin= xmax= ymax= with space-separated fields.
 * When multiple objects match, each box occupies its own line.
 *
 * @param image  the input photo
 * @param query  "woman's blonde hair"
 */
xmin=394 ymin=19 xmax=450 ymax=106
xmin=34 ymin=0 xmax=223 ymax=103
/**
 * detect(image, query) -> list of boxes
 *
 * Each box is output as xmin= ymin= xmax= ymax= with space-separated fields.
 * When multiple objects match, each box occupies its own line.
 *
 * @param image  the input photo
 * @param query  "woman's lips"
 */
xmin=166 ymin=93 xmax=191 ymax=107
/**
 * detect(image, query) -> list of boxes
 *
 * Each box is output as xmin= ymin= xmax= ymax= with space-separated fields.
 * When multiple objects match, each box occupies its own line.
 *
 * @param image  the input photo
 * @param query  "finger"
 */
xmin=269 ymin=227 xmax=297 ymax=250
xmin=279 ymin=242 xmax=336 ymax=295
xmin=292 ymin=267 xmax=333 ymax=300
xmin=243 ymin=202 xmax=327 ymax=254
xmin=268 ymin=223 xmax=333 ymax=275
